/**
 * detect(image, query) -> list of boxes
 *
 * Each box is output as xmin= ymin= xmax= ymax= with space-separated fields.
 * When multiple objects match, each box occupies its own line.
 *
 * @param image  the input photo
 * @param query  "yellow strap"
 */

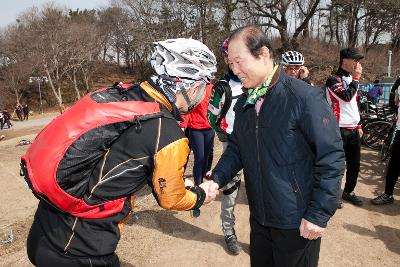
xmin=140 ymin=81 xmax=173 ymax=112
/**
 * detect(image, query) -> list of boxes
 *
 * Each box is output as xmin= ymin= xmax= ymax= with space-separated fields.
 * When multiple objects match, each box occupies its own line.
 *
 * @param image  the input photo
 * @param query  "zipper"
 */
xmin=256 ymin=115 xmax=261 ymax=165
xmin=255 ymin=112 xmax=266 ymax=224
xmin=64 ymin=217 xmax=78 ymax=253
xmin=134 ymin=116 xmax=142 ymax=132
xmin=291 ymin=169 xmax=305 ymax=206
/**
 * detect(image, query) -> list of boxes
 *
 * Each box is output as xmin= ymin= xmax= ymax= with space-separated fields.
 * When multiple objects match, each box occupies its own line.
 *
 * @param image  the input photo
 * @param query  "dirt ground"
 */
xmin=0 ymin=115 xmax=399 ymax=267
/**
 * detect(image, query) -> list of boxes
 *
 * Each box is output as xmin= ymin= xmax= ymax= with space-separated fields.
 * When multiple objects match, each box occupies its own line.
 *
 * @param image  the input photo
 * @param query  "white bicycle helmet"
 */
xmin=151 ymin=38 xmax=217 ymax=82
xmin=281 ymin=51 xmax=305 ymax=66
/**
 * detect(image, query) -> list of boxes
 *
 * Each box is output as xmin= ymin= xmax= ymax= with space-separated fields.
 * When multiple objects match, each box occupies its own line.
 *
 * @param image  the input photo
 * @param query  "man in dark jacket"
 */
xmin=15 ymin=104 xmax=23 ymax=121
xmin=23 ymin=104 xmax=30 ymax=120
xmin=1 ymin=109 xmax=12 ymax=129
xmin=210 ymin=26 xmax=345 ymax=267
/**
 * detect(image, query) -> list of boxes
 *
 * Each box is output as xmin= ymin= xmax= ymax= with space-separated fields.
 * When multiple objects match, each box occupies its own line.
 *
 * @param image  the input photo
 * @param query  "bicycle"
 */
xmin=361 ymin=105 xmax=396 ymax=150
xmin=362 ymin=120 xmax=392 ymax=150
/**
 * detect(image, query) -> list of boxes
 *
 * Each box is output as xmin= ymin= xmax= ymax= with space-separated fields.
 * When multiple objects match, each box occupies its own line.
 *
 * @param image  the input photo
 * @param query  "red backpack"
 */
xmin=20 ymin=82 xmax=162 ymax=219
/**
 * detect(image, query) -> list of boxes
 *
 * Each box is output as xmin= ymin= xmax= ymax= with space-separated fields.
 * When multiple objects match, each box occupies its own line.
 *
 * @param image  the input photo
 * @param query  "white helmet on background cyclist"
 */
xmin=151 ymin=38 xmax=217 ymax=82
xmin=281 ymin=51 xmax=305 ymax=66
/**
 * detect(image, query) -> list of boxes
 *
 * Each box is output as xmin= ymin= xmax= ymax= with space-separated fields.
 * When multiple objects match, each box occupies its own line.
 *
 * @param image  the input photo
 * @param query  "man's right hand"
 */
xmin=300 ymin=218 xmax=325 ymax=240
xmin=199 ymin=180 xmax=219 ymax=204
xmin=352 ymin=62 xmax=362 ymax=78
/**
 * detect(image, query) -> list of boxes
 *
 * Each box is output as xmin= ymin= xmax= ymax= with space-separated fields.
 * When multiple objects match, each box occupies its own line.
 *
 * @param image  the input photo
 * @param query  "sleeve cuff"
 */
xmin=189 ymin=186 xmax=206 ymax=210
xmin=210 ymin=173 xmax=224 ymax=189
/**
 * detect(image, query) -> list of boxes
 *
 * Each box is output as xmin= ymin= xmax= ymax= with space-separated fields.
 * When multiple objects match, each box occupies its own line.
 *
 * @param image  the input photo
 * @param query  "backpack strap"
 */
xmin=207 ymin=80 xmax=232 ymax=131
xmin=140 ymin=81 xmax=173 ymax=112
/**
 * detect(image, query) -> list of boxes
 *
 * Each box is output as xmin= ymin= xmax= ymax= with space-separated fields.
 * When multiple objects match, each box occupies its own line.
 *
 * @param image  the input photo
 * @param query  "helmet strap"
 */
xmin=180 ymin=88 xmax=194 ymax=110
xmin=180 ymin=80 xmax=207 ymax=111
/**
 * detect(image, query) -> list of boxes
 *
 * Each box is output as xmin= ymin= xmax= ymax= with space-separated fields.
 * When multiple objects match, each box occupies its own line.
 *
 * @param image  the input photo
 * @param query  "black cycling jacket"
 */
xmin=31 ymin=81 xmax=204 ymax=257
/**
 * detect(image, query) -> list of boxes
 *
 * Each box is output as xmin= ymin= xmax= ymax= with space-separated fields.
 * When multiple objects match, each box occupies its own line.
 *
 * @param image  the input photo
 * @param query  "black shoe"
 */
xmin=190 ymin=209 xmax=200 ymax=218
xmin=342 ymin=192 xmax=363 ymax=207
xmin=224 ymin=234 xmax=242 ymax=255
xmin=371 ymin=193 xmax=394 ymax=205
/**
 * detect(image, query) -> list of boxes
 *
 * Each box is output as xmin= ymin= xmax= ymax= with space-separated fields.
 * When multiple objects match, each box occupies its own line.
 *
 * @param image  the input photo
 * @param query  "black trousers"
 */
xmin=385 ymin=129 xmax=400 ymax=195
xmin=250 ymin=217 xmax=321 ymax=267
xmin=27 ymin=216 xmax=120 ymax=267
xmin=188 ymin=128 xmax=215 ymax=185
xmin=0 ymin=119 xmax=12 ymax=129
xmin=340 ymin=128 xmax=361 ymax=193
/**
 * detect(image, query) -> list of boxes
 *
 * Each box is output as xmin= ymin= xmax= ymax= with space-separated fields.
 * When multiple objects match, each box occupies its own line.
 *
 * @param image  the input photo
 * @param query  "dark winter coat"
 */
xmin=212 ymin=68 xmax=345 ymax=229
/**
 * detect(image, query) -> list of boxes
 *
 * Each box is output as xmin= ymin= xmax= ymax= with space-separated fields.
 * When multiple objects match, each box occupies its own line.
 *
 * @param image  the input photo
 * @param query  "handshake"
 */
xmin=185 ymin=178 xmax=219 ymax=204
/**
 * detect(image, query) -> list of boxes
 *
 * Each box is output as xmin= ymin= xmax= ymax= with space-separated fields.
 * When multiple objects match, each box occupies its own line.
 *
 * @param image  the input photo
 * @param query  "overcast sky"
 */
xmin=0 ymin=0 xmax=110 ymax=27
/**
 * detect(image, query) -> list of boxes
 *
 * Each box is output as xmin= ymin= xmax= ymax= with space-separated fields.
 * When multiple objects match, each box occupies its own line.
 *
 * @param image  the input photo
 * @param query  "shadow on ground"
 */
xmin=125 ymin=209 xmax=249 ymax=256
xmin=121 ymin=261 xmax=136 ymax=267
xmin=343 ymin=223 xmax=400 ymax=255
xmin=359 ymin=147 xmax=399 ymax=195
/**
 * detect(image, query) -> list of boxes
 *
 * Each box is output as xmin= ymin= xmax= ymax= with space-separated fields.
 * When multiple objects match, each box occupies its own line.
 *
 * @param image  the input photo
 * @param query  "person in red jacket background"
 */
xmin=187 ymin=83 xmax=215 ymax=188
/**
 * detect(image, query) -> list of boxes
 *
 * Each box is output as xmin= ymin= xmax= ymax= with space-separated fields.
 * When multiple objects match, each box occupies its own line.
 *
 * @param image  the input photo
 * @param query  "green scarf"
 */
xmin=244 ymin=64 xmax=279 ymax=107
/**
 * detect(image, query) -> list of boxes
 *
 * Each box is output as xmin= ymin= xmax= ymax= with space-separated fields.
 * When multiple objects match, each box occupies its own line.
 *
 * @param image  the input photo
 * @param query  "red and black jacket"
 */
xmin=26 ymin=81 xmax=204 ymax=257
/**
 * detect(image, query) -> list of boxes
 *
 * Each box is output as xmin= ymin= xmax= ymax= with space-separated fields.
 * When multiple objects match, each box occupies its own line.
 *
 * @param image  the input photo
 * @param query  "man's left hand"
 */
xmin=299 ymin=66 xmax=309 ymax=79
xmin=199 ymin=180 xmax=219 ymax=204
xmin=358 ymin=128 xmax=363 ymax=138
xmin=299 ymin=218 xmax=325 ymax=240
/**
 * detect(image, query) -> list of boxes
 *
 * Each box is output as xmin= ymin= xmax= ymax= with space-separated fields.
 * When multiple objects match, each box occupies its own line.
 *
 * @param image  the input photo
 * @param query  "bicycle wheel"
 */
xmin=362 ymin=120 xmax=392 ymax=150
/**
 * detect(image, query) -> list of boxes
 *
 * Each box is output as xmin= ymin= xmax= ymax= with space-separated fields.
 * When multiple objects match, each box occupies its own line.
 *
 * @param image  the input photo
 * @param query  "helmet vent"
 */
xmin=177 ymin=67 xmax=199 ymax=75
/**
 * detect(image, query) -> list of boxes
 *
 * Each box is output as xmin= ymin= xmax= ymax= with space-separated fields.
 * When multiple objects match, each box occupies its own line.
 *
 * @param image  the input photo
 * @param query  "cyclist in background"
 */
xmin=325 ymin=47 xmax=364 ymax=208
xmin=214 ymin=38 xmax=244 ymax=255
xmin=281 ymin=51 xmax=313 ymax=85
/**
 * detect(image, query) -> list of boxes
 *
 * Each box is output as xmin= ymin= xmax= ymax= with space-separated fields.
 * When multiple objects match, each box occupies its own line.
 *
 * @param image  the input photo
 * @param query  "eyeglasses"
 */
xmin=284 ymin=66 xmax=301 ymax=71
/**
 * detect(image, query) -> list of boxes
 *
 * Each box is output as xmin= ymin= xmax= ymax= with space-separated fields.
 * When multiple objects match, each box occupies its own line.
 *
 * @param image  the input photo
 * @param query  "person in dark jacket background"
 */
xmin=23 ymin=104 xmax=30 ymax=120
xmin=367 ymin=79 xmax=383 ymax=105
xmin=1 ymin=109 xmax=12 ymax=129
xmin=210 ymin=26 xmax=345 ymax=267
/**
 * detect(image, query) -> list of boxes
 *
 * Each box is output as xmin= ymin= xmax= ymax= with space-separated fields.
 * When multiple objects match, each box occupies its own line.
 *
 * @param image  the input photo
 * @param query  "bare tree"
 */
xmin=238 ymin=0 xmax=321 ymax=50
xmin=218 ymin=0 xmax=239 ymax=33
xmin=24 ymin=5 xmax=80 ymax=113
xmin=66 ymin=9 xmax=99 ymax=99
xmin=0 ymin=23 xmax=36 ymax=106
